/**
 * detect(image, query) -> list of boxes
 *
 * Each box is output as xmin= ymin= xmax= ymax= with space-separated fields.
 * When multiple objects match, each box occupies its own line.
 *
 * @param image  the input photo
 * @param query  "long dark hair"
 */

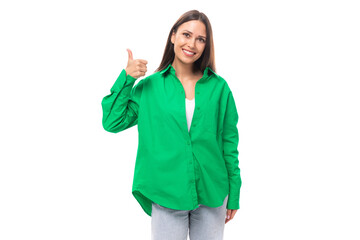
xmin=155 ymin=10 xmax=216 ymax=74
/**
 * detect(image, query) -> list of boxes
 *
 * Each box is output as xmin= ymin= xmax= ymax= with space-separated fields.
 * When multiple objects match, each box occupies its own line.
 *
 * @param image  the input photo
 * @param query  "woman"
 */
xmin=101 ymin=9 xmax=241 ymax=240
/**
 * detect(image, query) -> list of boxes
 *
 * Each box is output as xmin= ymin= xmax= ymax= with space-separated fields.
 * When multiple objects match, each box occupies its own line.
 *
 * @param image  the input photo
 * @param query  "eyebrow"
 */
xmin=183 ymin=30 xmax=207 ymax=39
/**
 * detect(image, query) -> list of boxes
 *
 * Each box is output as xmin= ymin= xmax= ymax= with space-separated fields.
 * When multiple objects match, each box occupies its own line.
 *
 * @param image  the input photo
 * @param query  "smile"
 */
xmin=182 ymin=49 xmax=196 ymax=56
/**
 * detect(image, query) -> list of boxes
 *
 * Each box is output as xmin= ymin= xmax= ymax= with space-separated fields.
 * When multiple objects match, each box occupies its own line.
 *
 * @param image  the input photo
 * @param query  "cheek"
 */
xmin=175 ymin=38 xmax=186 ymax=47
xmin=198 ymin=45 xmax=206 ymax=54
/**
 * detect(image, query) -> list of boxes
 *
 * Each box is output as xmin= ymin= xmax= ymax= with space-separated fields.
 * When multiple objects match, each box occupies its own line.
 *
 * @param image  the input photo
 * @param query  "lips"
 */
xmin=182 ymin=48 xmax=196 ymax=56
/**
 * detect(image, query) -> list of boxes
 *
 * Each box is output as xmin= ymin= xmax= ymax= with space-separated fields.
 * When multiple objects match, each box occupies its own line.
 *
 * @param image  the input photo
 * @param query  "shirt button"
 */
xmin=187 ymin=141 xmax=190 ymax=145
xmin=193 ymin=124 xmax=196 ymax=127
xmin=197 ymin=107 xmax=200 ymax=110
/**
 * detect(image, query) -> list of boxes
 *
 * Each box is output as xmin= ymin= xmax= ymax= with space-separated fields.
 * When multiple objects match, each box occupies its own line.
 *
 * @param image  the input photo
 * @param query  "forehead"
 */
xmin=178 ymin=20 xmax=207 ymax=36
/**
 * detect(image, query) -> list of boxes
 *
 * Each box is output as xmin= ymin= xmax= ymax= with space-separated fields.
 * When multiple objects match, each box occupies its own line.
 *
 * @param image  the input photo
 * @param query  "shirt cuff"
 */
xmin=110 ymin=69 xmax=137 ymax=92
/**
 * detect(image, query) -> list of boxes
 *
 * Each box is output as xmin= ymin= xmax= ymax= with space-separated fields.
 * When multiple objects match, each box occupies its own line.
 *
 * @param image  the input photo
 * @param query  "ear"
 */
xmin=171 ymin=31 xmax=175 ymax=44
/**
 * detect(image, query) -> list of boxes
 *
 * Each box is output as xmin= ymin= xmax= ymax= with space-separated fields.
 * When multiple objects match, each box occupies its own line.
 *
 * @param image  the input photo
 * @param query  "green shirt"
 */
xmin=101 ymin=63 xmax=241 ymax=217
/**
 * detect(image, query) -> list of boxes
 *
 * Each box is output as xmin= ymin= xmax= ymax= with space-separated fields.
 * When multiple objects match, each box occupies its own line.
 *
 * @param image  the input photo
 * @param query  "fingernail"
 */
xmin=227 ymin=215 xmax=230 ymax=219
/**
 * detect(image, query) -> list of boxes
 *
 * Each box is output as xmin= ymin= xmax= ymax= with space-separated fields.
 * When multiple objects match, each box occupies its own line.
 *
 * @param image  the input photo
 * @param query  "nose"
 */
xmin=187 ymin=37 xmax=196 ymax=49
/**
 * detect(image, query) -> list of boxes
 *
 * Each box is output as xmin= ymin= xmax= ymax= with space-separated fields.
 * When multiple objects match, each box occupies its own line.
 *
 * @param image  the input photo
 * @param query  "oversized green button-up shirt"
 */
xmin=101 ymin=63 xmax=241 ymax=217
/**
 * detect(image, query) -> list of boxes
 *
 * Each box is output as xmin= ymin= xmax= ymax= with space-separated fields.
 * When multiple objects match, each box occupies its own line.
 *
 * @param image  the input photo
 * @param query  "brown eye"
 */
xmin=183 ymin=33 xmax=190 ymax=37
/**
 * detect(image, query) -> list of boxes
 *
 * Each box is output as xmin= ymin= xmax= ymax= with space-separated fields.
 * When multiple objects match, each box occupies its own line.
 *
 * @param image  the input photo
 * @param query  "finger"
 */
xmin=135 ymin=63 xmax=147 ymax=72
xmin=136 ymin=70 xmax=146 ymax=77
xmin=225 ymin=210 xmax=235 ymax=222
xmin=137 ymin=59 xmax=148 ymax=64
xmin=225 ymin=210 xmax=230 ymax=224
xmin=127 ymin=48 xmax=133 ymax=62
xmin=134 ymin=59 xmax=148 ymax=67
xmin=137 ymin=69 xmax=147 ymax=75
xmin=230 ymin=210 xmax=236 ymax=219
xmin=226 ymin=210 xmax=231 ymax=220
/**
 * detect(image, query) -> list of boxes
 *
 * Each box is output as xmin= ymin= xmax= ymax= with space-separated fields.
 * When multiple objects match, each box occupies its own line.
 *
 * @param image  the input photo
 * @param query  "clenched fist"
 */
xmin=125 ymin=48 xmax=148 ymax=79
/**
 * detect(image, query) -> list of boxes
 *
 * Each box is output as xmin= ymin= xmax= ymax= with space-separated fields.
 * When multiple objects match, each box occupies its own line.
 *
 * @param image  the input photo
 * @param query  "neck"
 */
xmin=171 ymin=59 xmax=197 ymax=80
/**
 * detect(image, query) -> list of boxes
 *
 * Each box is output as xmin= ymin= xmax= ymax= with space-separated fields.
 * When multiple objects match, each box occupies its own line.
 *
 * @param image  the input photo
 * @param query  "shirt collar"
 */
xmin=160 ymin=63 xmax=217 ymax=78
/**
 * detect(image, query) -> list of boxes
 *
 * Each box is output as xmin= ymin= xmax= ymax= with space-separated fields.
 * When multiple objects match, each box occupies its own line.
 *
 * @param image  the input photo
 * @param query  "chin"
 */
xmin=176 ymin=56 xmax=194 ymax=65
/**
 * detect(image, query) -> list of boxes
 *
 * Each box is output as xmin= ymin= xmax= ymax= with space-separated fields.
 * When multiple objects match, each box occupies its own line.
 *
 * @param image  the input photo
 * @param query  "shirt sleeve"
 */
xmin=222 ymin=90 xmax=242 ymax=210
xmin=101 ymin=69 xmax=145 ymax=133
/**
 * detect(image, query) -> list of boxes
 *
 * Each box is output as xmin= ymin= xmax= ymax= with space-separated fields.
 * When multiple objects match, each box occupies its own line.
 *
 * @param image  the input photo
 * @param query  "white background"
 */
xmin=1 ymin=0 xmax=359 ymax=239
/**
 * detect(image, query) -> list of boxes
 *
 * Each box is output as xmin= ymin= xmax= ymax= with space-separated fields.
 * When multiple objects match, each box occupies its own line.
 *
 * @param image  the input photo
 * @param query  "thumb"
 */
xmin=226 ymin=209 xmax=231 ymax=219
xmin=126 ymin=48 xmax=133 ymax=62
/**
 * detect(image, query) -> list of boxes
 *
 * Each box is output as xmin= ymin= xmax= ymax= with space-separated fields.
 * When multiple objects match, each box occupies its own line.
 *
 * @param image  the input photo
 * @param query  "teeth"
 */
xmin=183 ymin=49 xmax=195 ymax=55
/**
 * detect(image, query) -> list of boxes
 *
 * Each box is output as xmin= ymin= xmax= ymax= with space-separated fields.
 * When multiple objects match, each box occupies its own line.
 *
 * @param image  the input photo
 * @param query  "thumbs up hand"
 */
xmin=125 ymin=48 xmax=148 ymax=79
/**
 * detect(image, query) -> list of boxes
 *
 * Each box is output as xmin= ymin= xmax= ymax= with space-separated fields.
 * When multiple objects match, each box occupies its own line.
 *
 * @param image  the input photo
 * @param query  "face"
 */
xmin=171 ymin=20 xmax=207 ymax=65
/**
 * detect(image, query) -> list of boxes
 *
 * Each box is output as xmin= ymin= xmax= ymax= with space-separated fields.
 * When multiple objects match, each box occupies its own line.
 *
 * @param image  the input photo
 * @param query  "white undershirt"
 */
xmin=185 ymin=97 xmax=195 ymax=132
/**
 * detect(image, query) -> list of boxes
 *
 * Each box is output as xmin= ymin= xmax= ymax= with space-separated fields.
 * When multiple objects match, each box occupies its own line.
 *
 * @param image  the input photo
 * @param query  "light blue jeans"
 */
xmin=151 ymin=195 xmax=228 ymax=240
